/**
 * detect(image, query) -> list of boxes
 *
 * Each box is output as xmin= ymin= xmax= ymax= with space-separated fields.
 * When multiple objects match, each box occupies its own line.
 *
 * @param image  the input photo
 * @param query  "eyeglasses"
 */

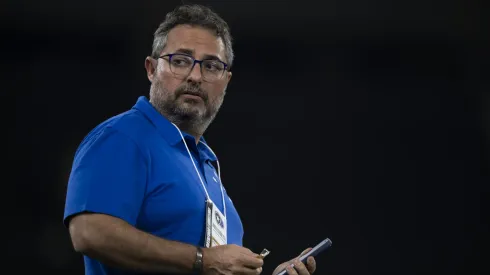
xmin=158 ymin=53 xmax=228 ymax=82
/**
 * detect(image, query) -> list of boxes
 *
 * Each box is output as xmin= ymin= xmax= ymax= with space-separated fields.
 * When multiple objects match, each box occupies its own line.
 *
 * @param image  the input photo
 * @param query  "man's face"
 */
xmin=145 ymin=24 xmax=232 ymax=135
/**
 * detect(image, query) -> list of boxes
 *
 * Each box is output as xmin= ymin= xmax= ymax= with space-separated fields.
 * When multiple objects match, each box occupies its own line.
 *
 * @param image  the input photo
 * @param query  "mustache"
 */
xmin=176 ymin=85 xmax=208 ymax=101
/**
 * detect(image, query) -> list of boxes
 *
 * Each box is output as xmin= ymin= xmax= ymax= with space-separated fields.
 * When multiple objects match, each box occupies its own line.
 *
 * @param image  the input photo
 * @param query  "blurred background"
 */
xmin=4 ymin=0 xmax=489 ymax=274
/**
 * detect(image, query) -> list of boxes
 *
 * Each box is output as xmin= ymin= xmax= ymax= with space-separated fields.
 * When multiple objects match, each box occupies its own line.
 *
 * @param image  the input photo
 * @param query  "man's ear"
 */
xmin=226 ymin=71 xmax=232 ymax=82
xmin=145 ymin=57 xmax=157 ymax=82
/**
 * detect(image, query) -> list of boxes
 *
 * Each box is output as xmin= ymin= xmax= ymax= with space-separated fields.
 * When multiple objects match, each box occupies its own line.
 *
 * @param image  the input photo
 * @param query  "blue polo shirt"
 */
xmin=64 ymin=96 xmax=244 ymax=275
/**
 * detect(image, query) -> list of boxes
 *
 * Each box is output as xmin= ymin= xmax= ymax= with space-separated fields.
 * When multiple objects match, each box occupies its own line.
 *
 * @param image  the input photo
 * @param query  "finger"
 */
xmin=236 ymin=266 xmax=262 ymax=275
xmin=306 ymin=256 xmax=316 ymax=273
xmin=299 ymin=247 xmax=312 ymax=257
xmin=292 ymin=259 xmax=309 ymax=275
xmin=241 ymin=246 xmax=260 ymax=257
xmin=242 ymin=255 xmax=264 ymax=269
xmin=246 ymin=251 xmax=261 ymax=258
xmin=286 ymin=264 xmax=298 ymax=275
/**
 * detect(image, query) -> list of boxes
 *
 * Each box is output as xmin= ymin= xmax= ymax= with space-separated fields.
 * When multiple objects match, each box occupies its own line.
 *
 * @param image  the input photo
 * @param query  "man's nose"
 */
xmin=186 ymin=62 xmax=202 ymax=83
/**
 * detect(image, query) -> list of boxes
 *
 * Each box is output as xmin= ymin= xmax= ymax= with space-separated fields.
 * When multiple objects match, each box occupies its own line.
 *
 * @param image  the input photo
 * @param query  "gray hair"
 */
xmin=151 ymin=4 xmax=234 ymax=69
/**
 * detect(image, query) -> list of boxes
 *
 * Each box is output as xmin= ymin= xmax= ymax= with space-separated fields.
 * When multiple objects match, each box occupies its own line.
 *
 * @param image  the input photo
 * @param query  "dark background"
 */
xmin=4 ymin=0 xmax=489 ymax=274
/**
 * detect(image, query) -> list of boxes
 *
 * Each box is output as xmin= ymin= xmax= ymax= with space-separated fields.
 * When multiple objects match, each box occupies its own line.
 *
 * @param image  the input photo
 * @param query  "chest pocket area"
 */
xmin=137 ymin=155 xmax=207 ymax=233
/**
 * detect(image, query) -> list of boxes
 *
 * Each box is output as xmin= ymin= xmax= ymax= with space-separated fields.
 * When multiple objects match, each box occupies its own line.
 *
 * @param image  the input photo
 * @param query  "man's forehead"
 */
xmin=165 ymin=25 xmax=226 ymax=60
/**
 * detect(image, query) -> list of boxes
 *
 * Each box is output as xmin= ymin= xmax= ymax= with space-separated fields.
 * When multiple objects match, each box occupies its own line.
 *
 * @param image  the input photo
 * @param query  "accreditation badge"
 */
xmin=204 ymin=199 xmax=227 ymax=248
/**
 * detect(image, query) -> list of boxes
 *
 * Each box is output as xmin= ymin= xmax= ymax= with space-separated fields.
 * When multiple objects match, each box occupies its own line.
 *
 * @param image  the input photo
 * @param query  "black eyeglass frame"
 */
xmin=157 ymin=53 xmax=229 ymax=81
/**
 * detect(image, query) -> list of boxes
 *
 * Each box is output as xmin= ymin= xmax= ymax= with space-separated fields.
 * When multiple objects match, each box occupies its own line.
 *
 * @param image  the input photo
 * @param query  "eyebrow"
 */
xmin=174 ymin=48 xmax=223 ymax=62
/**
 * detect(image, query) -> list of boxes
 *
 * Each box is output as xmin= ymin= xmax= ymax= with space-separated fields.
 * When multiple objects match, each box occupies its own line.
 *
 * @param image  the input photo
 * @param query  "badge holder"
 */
xmin=205 ymin=199 xmax=228 ymax=247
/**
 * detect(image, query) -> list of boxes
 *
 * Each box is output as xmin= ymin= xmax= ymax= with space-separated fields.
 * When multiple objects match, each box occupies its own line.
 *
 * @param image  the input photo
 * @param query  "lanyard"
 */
xmin=171 ymin=123 xmax=226 ymax=217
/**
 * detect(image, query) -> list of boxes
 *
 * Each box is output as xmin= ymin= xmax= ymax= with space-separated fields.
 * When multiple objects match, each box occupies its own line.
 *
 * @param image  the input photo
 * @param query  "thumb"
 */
xmin=298 ymin=247 xmax=312 ymax=258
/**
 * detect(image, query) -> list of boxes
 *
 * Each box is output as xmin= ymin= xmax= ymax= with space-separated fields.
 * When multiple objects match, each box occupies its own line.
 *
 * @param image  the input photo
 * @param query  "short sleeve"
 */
xmin=63 ymin=127 xmax=147 ymax=227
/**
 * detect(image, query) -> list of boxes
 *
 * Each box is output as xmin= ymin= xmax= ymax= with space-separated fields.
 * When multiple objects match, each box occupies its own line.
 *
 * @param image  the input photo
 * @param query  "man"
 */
xmin=64 ymin=4 xmax=317 ymax=275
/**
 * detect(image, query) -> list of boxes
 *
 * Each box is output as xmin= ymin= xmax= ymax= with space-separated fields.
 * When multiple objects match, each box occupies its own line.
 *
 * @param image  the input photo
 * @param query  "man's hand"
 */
xmin=272 ymin=248 xmax=317 ymax=275
xmin=202 ymin=244 xmax=264 ymax=275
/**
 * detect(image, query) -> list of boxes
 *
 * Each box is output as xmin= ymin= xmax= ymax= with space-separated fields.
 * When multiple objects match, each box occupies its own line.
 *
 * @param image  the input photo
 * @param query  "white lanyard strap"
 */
xmin=199 ymin=141 xmax=226 ymax=216
xmin=171 ymin=123 xmax=226 ymax=217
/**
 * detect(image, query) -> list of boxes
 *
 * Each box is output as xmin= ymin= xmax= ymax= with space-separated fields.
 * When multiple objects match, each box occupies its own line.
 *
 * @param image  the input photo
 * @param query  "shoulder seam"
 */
xmin=106 ymin=126 xmax=149 ymax=168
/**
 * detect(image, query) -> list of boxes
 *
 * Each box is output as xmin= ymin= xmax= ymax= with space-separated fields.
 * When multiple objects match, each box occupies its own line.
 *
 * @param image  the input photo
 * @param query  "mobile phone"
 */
xmin=276 ymin=238 xmax=332 ymax=275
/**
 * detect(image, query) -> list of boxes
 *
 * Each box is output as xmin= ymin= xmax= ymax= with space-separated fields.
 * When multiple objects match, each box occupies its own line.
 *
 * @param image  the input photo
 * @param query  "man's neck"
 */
xmin=189 ymin=134 xmax=202 ymax=145
xmin=149 ymin=100 xmax=205 ymax=144
xmin=175 ymin=123 xmax=202 ymax=144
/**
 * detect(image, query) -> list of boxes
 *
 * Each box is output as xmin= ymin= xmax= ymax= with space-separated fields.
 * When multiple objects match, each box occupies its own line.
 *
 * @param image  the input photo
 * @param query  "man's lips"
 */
xmin=180 ymin=91 xmax=205 ymax=101
xmin=181 ymin=94 xmax=202 ymax=99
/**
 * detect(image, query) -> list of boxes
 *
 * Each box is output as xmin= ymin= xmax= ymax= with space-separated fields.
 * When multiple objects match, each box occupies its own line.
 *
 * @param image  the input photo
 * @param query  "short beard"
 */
xmin=149 ymin=78 xmax=225 ymax=138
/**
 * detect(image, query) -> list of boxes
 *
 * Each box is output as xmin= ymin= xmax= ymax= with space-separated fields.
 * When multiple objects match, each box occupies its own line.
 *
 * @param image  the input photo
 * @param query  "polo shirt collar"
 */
xmin=132 ymin=96 xmax=217 ymax=161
